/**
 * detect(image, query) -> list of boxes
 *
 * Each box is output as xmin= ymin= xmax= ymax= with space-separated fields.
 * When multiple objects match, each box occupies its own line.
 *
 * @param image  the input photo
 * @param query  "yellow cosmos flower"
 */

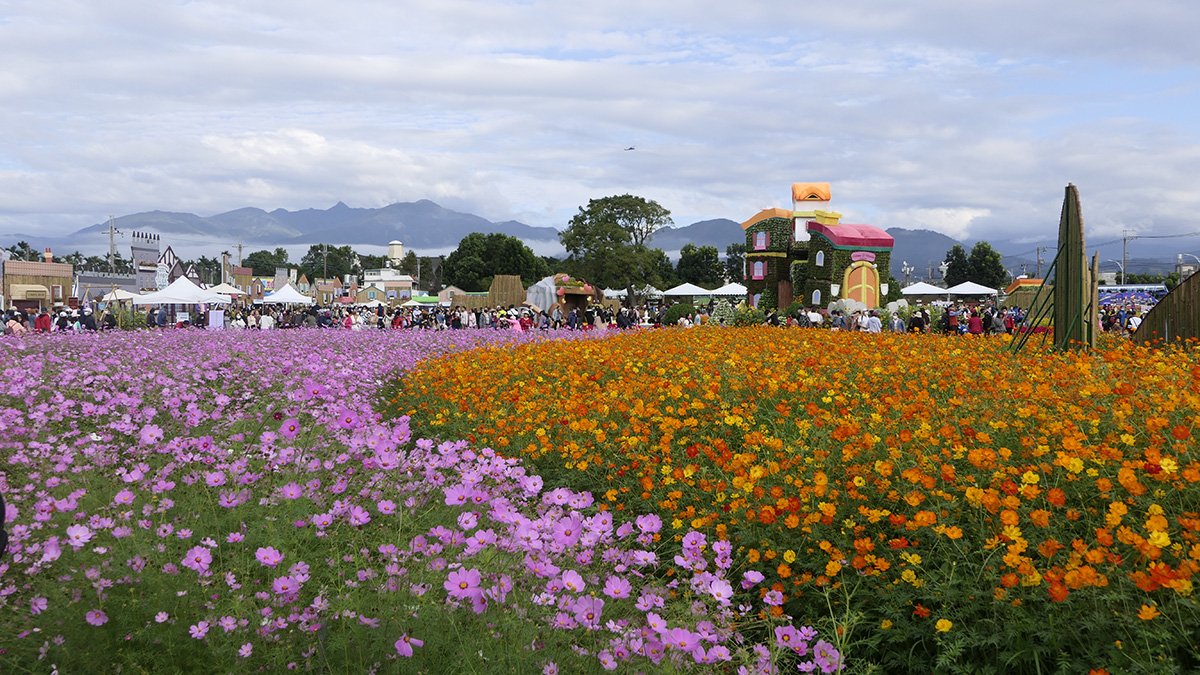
xmin=935 ymin=619 xmax=953 ymax=632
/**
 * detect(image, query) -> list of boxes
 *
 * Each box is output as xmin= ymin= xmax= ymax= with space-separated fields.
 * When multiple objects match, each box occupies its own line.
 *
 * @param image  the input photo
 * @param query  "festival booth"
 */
xmin=527 ymin=273 xmax=609 ymax=317
xmin=100 ymin=288 xmax=141 ymax=303
xmin=946 ymin=281 xmax=998 ymax=298
xmin=901 ymin=281 xmax=948 ymax=304
xmin=711 ymin=282 xmax=748 ymax=296
xmin=132 ymin=277 xmax=231 ymax=305
xmin=131 ymin=276 xmax=231 ymax=328
xmin=207 ymin=282 xmax=247 ymax=297
xmin=260 ymin=283 xmax=314 ymax=305
xmin=664 ymin=282 xmax=714 ymax=304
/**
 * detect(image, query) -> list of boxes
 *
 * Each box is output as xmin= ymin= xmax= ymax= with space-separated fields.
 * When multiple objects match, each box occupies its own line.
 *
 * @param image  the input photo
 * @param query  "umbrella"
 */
xmin=100 ymin=289 xmax=140 ymax=302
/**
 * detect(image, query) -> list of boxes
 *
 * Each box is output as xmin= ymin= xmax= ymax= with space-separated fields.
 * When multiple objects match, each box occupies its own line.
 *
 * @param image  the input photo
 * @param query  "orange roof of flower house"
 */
xmin=741 ymin=208 xmax=794 ymax=230
xmin=806 ymin=221 xmax=894 ymax=250
xmin=1004 ymin=278 xmax=1044 ymax=294
xmin=792 ymin=182 xmax=831 ymax=202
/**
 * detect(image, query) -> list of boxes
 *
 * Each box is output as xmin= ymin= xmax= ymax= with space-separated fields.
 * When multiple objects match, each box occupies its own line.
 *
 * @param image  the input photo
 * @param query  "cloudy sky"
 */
xmin=3 ymin=0 xmax=1199 ymax=248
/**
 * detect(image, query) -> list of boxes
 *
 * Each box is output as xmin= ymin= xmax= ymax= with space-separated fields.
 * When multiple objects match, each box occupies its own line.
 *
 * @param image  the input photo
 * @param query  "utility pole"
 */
xmin=236 ymin=243 xmax=244 ymax=266
xmin=322 ymin=244 xmax=328 ymax=280
xmin=1121 ymin=229 xmax=1136 ymax=286
xmin=1035 ymin=246 xmax=1048 ymax=279
xmin=105 ymin=215 xmax=121 ymax=272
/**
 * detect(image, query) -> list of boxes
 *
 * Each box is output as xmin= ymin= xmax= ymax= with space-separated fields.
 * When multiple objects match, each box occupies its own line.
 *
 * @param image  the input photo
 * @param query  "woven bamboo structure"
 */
xmin=1132 ymin=271 xmax=1200 ymax=347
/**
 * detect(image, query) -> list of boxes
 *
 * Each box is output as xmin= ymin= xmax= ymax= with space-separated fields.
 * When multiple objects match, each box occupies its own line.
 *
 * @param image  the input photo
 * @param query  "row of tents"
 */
xmin=900 ymin=281 xmax=999 ymax=297
xmin=97 ymin=277 xmax=314 ymax=306
xmin=602 ymin=282 xmax=748 ymax=299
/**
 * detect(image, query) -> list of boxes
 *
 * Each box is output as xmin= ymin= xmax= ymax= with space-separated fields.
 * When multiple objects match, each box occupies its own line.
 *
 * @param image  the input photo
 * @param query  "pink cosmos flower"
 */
xmin=335 ymin=408 xmax=360 ymax=430
xmin=603 ymin=575 xmax=631 ymax=599
xmin=394 ymin=634 xmax=424 ymax=657
xmin=663 ymin=627 xmax=700 ymax=652
xmin=709 ymin=579 xmax=733 ymax=604
xmin=377 ymin=499 xmax=396 ymax=515
xmin=560 ymin=569 xmax=586 ymax=593
xmin=189 ymin=621 xmax=209 ymax=639
xmin=279 ymin=482 xmax=303 ymax=499
xmin=635 ymin=513 xmax=662 ymax=533
xmin=113 ymin=489 xmax=136 ymax=505
xmin=238 ymin=643 xmax=253 ymax=658
xmin=85 ymin=609 xmax=108 ymax=626
xmin=444 ymin=568 xmax=482 ymax=601
xmin=204 ymin=471 xmax=226 ymax=487
xmin=255 ymin=546 xmax=284 ymax=567
xmin=31 ymin=597 xmax=48 ymax=615
xmin=741 ymin=570 xmax=765 ymax=589
xmin=139 ymin=424 xmax=164 ymax=445
xmin=348 ymin=505 xmax=371 ymax=526
xmin=278 ymin=418 xmax=301 ymax=439
xmin=66 ymin=524 xmax=93 ymax=549
xmin=572 ymin=596 xmax=604 ymax=630
xmin=181 ymin=545 xmax=213 ymax=574
xmin=155 ymin=612 xmax=169 ymax=623
xmin=272 ymin=575 xmax=300 ymax=596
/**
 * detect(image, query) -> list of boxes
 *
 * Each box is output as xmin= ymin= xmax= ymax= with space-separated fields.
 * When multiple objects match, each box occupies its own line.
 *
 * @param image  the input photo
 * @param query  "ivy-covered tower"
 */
xmin=741 ymin=183 xmax=894 ymax=309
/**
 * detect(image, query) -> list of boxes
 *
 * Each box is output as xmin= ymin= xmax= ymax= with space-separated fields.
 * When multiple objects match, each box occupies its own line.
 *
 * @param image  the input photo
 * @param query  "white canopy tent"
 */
xmin=132 ymin=277 xmax=231 ymax=305
xmin=710 ymin=282 xmax=747 ymax=296
xmin=901 ymin=282 xmax=948 ymax=296
xmin=946 ymin=281 xmax=998 ymax=296
xmin=663 ymin=282 xmax=713 ymax=297
xmin=100 ymin=288 xmax=140 ymax=302
xmin=207 ymin=282 xmax=246 ymax=296
xmin=602 ymin=287 xmax=627 ymax=299
xmin=261 ymin=283 xmax=315 ymax=305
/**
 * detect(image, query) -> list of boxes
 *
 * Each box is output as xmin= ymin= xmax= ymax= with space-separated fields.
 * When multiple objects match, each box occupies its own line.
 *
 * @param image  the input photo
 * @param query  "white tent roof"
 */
xmin=100 ymin=289 xmax=140 ymax=302
xmin=207 ymin=282 xmax=246 ymax=296
xmin=900 ymin=282 xmax=947 ymax=296
xmin=357 ymin=299 xmax=386 ymax=308
xmin=132 ymin=276 xmax=231 ymax=305
xmin=710 ymin=282 xmax=747 ymax=296
xmin=261 ymin=283 xmax=315 ymax=305
xmin=946 ymin=281 xmax=998 ymax=296
xmin=663 ymin=282 xmax=713 ymax=296
xmin=602 ymin=287 xmax=627 ymax=298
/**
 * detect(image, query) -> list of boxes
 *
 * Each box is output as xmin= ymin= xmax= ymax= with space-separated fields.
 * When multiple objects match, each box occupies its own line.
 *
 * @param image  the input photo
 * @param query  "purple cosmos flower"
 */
xmin=66 ymin=524 xmax=93 ymax=549
xmin=189 ymin=621 xmax=209 ymax=639
xmin=662 ymin=627 xmax=700 ymax=652
xmin=394 ymin=634 xmax=424 ymax=657
xmin=572 ymin=596 xmax=604 ymax=630
xmin=238 ymin=643 xmax=253 ymax=658
xmin=560 ymin=569 xmax=586 ymax=593
xmin=603 ymin=575 xmax=631 ymax=599
xmin=181 ymin=545 xmax=213 ymax=574
xmin=31 ymin=597 xmax=48 ymax=615
xmin=278 ymin=418 xmax=301 ymax=439
xmin=85 ymin=609 xmax=108 ymax=626
xmin=444 ymin=568 xmax=482 ymax=601
xmin=255 ymin=546 xmax=284 ymax=567
xmin=272 ymin=575 xmax=300 ymax=596
xmin=348 ymin=505 xmax=371 ymax=526
xmin=279 ymin=482 xmax=303 ymax=499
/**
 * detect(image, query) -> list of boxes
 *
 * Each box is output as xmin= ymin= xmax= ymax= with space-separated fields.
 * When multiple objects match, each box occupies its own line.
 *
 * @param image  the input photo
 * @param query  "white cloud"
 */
xmin=1 ymin=0 xmax=1198 ymax=251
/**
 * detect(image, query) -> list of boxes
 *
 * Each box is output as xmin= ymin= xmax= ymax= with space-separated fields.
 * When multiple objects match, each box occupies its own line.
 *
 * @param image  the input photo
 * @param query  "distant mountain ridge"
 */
xmin=8 ymin=200 xmax=1193 ymax=280
xmin=73 ymin=200 xmax=562 ymax=249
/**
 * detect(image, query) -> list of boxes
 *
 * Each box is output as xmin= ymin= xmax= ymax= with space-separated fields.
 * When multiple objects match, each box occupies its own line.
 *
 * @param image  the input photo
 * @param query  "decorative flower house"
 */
xmin=742 ymin=183 xmax=894 ymax=309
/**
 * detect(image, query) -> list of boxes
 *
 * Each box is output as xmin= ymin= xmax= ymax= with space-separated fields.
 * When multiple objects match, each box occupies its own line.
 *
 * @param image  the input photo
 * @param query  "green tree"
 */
xmin=244 ymin=247 xmax=291 ymax=276
xmin=442 ymin=233 xmax=549 ymax=291
xmin=560 ymin=194 xmax=673 ymax=301
xmin=359 ymin=253 xmax=389 ymax=271
xmin=299 ymin=245 xmax=354 ymax=282
xmin=397 ymin=251 xmax=420 ymax=276
xmin=967 ymin=241 xmax=1008 ymax=290
xmin=943 ymin=244 xmax=970 ymax=287
xmin=4 ymin=240 xmax=40 ymax=261
xmin=725 ymin=243 xmax=745 ymax=284
xmin=676 ymin=244 xmax=724 ymax=287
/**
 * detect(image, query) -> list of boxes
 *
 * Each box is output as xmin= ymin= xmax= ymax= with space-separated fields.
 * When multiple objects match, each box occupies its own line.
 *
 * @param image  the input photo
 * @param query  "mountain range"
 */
xmin=9 ymin=199 xmax=1197 ymax=281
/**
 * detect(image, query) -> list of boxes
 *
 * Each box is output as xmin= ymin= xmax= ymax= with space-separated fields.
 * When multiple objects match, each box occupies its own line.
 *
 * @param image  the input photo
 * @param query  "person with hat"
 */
xmin=81 ymin=307 xmax=98 ymax=331
xmin=54 ymin=310 xmax=71 ymax=332
xmin=5 ymin=311 xmax=27 ymax=336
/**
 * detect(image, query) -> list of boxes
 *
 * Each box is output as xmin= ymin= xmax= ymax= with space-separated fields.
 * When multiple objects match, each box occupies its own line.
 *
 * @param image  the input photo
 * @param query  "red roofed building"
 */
xmin=742 ymin=183 xmax=895 ymax=309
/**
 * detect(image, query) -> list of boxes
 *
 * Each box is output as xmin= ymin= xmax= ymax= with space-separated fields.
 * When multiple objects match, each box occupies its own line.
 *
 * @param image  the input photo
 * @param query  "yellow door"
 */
xmin=843 ymin=262 xmax=879 ymax=307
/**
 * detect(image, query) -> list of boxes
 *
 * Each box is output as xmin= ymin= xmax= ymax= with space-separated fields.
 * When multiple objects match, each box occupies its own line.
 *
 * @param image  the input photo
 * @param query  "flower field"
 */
xmin=0 ymin=329 xmax=839 ymax=674
xmin=391 ymin=327 xmax=1200 ymax=672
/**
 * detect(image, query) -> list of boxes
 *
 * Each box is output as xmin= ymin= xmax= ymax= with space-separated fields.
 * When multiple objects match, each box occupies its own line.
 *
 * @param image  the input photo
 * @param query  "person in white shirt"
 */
xmin=259 ymin=311 xmax=276 ymax=330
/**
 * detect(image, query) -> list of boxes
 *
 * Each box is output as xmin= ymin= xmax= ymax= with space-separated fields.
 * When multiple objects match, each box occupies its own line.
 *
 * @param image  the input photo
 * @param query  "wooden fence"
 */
xmin=1133 ymin=271 xmax=1200 ymax=347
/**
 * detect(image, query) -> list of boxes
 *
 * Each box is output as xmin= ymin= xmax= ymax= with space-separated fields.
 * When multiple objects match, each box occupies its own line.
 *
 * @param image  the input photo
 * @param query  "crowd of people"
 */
xmin=4 ymin=297 xmax=1150 ymax=337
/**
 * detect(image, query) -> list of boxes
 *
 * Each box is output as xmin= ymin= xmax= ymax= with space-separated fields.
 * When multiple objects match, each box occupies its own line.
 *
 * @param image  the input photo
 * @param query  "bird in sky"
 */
xmin=624 ymin=146 xmax=635 ymax=151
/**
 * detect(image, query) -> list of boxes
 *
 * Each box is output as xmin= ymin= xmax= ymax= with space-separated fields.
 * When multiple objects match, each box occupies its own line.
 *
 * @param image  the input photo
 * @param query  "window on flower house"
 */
xmin=812 ymin=289 xmax=821 ymax=305
xmin=815 ymin=250 xmax=825 ymax=267
xmin=751 ymin=261 xmax=765 ymax=280
xmin=754 ymin=231 xmax=768 ymax=250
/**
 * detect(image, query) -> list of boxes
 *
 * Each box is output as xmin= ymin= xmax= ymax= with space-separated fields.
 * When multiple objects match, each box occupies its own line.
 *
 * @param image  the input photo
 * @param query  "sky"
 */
xmin=3 ymin=0 xmax=1200 ymax=251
